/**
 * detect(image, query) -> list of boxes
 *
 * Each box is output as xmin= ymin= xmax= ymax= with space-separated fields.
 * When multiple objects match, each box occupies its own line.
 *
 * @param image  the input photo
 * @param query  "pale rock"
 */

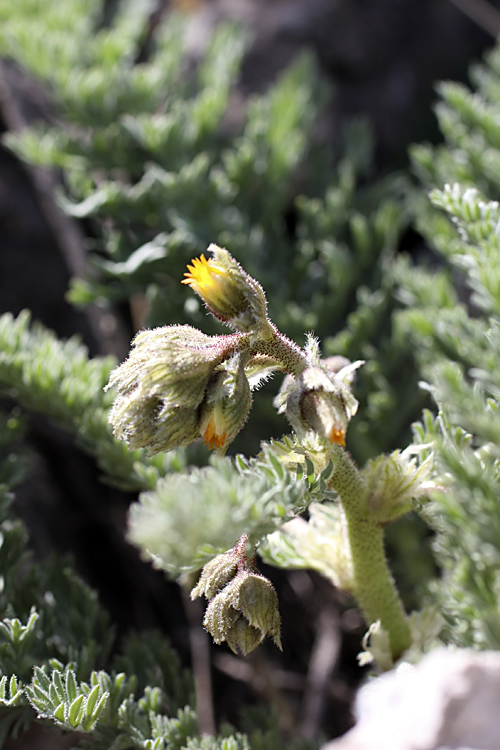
xmin=322 ymin=648 xmax=500 ymax=750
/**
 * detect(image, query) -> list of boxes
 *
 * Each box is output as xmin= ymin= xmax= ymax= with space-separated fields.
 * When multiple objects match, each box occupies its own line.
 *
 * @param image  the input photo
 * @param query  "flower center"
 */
xmin=329 ymin=427 xmax=346 ymax=446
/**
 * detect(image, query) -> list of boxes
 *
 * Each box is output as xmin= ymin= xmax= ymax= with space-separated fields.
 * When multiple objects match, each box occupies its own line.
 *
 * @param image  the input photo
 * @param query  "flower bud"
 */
xmin=284 ymin=366 xmax=359 ymax=447
xmin=182 ymin=245 xmax=267 ymax=332
xmin=203 ymin=571 xmax=282 ymax=655
xmin=191 ymin=550 xmax=238 ymax=601
xmin=233 ymin=572 xmax=282 ymax=646
xmin=118 ymin=400 xmax=200 ymax=454
xmin=106 ymin=325 xmax=234 ymax=454
xmin=198 ymin=355 xmax=252 ymax=453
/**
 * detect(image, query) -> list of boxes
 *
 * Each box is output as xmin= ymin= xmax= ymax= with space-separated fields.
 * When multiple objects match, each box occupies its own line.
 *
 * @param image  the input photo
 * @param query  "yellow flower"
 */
xmin=182 ymin=254 xmax=228 ymax=311
xmin=182 ymin=245 xmax=267 ymax=332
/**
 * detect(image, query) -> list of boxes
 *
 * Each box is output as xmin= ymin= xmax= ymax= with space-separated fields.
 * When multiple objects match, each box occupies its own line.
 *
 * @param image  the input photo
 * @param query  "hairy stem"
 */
xmin=329 ymin=447 xmax=411 ymax=660
xmin=250 ymin=321 xmax=308 ymax=377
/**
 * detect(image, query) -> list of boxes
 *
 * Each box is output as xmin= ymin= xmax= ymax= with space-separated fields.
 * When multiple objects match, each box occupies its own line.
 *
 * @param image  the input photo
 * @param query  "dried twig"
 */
xmin=181 ymin=588 xmax=216 ymax=735
xmin=299 ymin=605 xmax=341 ymax=739
xmin=0 ymin=60 xmax=129 ymax=358
xmin=214 ymin=650 xmax=303 ymax=734
xmin=214 ymin=651 xmax=306 ymax=691
xmin=449 ymin=0 xmax=500 ymax=37
xmin=135 ymin=0 xmax=170 ymax=64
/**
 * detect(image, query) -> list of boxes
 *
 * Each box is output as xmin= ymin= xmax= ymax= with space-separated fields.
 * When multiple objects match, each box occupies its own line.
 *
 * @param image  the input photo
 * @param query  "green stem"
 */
xmin=329 ymin=448 xmax=411 ymax=661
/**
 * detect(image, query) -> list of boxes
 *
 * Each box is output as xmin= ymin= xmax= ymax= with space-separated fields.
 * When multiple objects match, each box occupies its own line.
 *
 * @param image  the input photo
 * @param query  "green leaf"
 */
xmin=65 ymin=670 xmax=78 ymax=704
xmin=52 ymin=671 xmax=65 ymax=704
xmin=305 ymin=458 xmax=315 ymax=484
xmin=85 ymin=683 xmax=100 ymax=717
xmin=54 ymin=703 xmax=66 ymax=723
xmin=0 ymin=676 xmax=7 ymax=701
xmin=68 ymin=694 xmax=85 ymax=728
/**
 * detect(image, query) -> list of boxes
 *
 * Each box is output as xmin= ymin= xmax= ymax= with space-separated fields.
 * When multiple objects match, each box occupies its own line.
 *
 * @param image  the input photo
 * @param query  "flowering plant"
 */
xmin=107 ymin=245 xmax=435 ymax=663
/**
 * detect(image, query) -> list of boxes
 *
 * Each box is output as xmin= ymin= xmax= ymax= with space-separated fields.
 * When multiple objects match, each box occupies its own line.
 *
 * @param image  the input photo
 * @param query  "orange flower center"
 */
xmin=329 ymin=427 xmax=346 ymax=447
xmin=202 ymin=416 xmax=227 ymax=451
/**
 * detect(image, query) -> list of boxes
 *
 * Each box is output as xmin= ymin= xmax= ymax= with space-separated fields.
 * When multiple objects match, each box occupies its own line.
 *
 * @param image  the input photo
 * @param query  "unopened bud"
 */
xmin=284 ymin=366 xmax=359 ymax=447
xmin=203 ymin=571 xmax=281 ymax=655
xmin=106 ymin=325 xmax=236 ymax=454
xmin=182 ymin=245 xmax=267 ymax=332
xmin=234 ymin=572 xmax=282 ymax=646
xmin=191 ymin=550 xmax=238 ymax=601
xmin=198 ymin=355 xmax=252 ymax=453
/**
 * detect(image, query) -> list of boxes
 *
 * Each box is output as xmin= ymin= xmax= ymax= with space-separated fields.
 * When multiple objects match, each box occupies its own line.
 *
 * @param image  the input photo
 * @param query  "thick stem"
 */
xmin=345 ymin=515 xmax=411 ymax=659
xmin=329 ymin=448 xmax=411 ymax=661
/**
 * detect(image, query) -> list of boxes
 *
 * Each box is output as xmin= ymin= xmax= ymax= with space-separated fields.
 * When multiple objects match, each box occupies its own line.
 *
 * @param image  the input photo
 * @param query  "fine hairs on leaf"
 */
xmin=405 ymin=45 xmax=500 ymax=647
xmin=128 ymin=449 xmax=310 ymax=576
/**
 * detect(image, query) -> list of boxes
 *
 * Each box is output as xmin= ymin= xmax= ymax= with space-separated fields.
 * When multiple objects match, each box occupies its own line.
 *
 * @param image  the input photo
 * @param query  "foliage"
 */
xmin=401 ymin=44 xmax=500 ymax=646
xmin=129 ymin=449 xmax=311 ymax=575
xmin=0 ymin=405 xmax=315 ymax=748
xmin=396 ymin=183 xmax=500 ymax=649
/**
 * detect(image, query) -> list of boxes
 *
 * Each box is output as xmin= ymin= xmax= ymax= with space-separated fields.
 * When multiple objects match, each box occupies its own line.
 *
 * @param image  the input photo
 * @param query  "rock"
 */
xmin=322 ymin=648 xmax=500 ymax=750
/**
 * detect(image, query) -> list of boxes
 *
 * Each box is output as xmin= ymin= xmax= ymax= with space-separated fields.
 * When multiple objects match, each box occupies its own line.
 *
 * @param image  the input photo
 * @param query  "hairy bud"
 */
xmin=193 ymin=535 xmax=281 ymax=655
xmin=203 ymin=571 xmax=282 ymax=655
xmin=106 ymin=325 xmax=236 ymax=454
xmin=283 ymin=365 xmax=359 ymax=447
xmin=191 ymin=550 xmax=238 ymax=601
xmin=198 ymin=355 xmax=252 ymax=453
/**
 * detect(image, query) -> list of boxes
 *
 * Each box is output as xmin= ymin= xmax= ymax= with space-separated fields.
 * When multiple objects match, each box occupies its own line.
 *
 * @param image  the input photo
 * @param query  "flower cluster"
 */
xmin=192 ymin=535 xmax=281 ymax=655
xmin=106 ymin=244 xmax=360 ymax=457
xmin=106 ymin=325 xmax=245 ymax=454
xmin=106 ymin=246 xmax=275 ymax=454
